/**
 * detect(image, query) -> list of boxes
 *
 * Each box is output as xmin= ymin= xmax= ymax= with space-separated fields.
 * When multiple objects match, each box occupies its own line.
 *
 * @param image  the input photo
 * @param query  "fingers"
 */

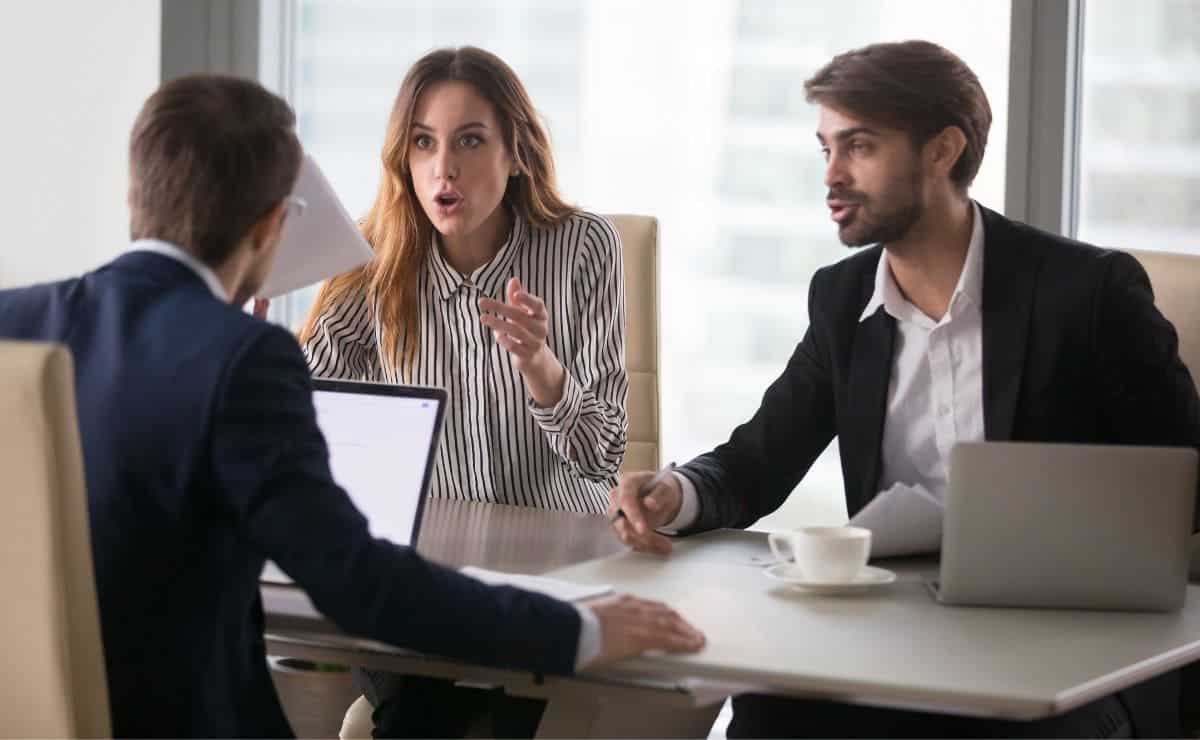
xmin=479 ymin=296 xmax=544 ymax=322
xmin=584 ymin=596 xmax=705 ymax=670
xmin=481 ymin=311 xmax=541 ymax=347
xmin=645 ymin=610 xmax=706 ymax=653
xmin=252 ymin=298 xmax=270 ymax=319
xmin=609 ymin=473 xmax=654 ymax=535
xmin=479 ymin=296 xmax=548 ymax=357
xmin=491 ymin=329 xmax=527 ymax=358
xmin=611 ymin=513 xmax=673 ymax=555
xmin=501 ymin=278 xmax=547 ymax=314
xmin=630 ymin=601 xmax=704 ymax=651
xmin=510 ymin=289 xmax=545 ymax=315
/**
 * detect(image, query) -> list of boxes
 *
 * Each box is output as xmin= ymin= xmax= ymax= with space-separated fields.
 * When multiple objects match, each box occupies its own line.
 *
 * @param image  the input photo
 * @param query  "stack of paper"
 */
xmin=460 ymin=566 xmax=613 ymax=602
xmin=849 ymin=482 xmax=944 ymax=558
xmin=258 ymin=154 xmax=376 ymax=299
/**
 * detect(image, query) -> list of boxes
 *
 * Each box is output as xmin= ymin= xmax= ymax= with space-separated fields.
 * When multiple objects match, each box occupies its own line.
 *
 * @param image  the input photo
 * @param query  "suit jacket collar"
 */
xmin=845 ymin=245 xmax=895 ymax=506
xmin=108 ymin=250 xmax=219 ymax=300
xmin=844 ymin=203 xmax=1041 ymax=503
xmin=128 ymin=239 xmax=229 ymax=301
xmin=978 ymin=204 xmax=1044 ymax=441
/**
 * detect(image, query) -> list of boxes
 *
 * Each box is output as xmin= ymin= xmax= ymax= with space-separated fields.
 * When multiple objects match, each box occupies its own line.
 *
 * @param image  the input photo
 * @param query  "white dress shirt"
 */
xmin=870 ymin=202 xmax=986 ymax=501
xmin=665 ymin=203 xmax=987 ymax=529
xmin=132 ymin=238 xmax=605 ymax=668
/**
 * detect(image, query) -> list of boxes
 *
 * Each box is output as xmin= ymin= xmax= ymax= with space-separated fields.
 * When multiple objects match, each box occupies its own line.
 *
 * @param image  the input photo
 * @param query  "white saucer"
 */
xmin=763 ymin=563 xmax=897 ymax=594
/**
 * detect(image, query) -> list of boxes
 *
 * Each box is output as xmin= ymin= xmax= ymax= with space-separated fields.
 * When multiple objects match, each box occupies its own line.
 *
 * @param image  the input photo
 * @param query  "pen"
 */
xmin=608 ymin=462 xmax=677 ymax=524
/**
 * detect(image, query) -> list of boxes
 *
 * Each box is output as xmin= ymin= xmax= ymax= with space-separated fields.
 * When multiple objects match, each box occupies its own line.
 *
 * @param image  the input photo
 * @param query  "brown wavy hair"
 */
xmin=299 ymin=46 xmax=576 ymax=375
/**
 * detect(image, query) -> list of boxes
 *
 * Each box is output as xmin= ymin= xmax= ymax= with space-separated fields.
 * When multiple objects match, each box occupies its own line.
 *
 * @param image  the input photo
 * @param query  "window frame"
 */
xmin=163 ymin=0 xmax=1093 ymax=238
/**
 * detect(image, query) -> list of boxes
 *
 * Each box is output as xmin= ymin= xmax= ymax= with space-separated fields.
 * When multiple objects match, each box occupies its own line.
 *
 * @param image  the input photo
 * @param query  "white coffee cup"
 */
xmin=768 ymin=526 xmax=871 ymax=584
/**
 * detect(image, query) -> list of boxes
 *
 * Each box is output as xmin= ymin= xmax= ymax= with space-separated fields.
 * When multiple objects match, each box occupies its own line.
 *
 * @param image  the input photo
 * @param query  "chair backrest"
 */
xmin=1125 ymin=249 xmax=1200 ymax=579
xmin=606 ymin=215 xmax=661 ymax=473
xmin=0 ymin=341 xmax=110 ymax=738
xmin=1127 ymin=249 xmax=1200 ymax=381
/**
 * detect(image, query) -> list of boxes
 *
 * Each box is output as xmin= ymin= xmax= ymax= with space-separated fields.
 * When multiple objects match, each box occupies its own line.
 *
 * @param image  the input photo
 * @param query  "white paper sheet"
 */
xmin=460 ymin=566 xmax=613 ymax=602
xmin=257 ymin=154 xmax=375 ymax=298
xmin=849 ymin=482 xmax=944 ymax=558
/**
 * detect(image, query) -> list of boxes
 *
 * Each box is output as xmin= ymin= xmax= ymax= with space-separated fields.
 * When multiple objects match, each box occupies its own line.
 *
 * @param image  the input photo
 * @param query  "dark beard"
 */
xmin=835 ymin=168 xmax=924 ymax=247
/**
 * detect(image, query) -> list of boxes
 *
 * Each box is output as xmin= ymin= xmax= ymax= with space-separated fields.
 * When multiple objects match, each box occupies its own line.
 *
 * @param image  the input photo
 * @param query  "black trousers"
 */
xmin=727 ymin=693 xmax=1132 ymax=739
xmin=354 ymin=668 xmax=545 ymax=738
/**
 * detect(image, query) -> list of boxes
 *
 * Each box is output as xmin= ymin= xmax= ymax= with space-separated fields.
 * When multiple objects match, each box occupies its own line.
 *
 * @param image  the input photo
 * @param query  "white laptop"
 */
xmin=933 ymin=441 xmax=1197 ymax=612
xmin=261 ymin=379 xmax=447 ymax=584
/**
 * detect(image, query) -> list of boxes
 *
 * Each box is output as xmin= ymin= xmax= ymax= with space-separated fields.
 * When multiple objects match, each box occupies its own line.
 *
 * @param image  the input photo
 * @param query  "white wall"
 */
xmin=0 ymin=1 xmax=160 ymax=288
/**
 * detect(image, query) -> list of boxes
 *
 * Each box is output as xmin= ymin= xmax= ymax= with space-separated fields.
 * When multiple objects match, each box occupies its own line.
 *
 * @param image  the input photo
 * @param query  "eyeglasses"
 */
xmin=282 ymin=195 xmax=307 ymax=224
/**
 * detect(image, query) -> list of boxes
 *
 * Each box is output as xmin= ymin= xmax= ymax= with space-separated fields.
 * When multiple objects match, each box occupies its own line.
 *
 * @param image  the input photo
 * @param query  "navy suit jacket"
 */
xmin=0 ymin=251 xmax=580 ymax=738
xmin=678 ymin=205 xmax=1200 ymax=736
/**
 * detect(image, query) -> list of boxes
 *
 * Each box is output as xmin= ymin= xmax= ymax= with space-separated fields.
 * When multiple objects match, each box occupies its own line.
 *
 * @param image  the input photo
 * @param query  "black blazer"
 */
xmin=680 ymin=204 xmax=1200 ymax=531
xmin=677 ymin=205 xmax=1200 ymax=737
xmin=0 ymin=252 xmax=580 ymax=738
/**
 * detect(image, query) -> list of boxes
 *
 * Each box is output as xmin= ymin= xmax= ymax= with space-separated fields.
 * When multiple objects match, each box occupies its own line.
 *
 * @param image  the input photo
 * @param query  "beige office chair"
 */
xmin=335 ymin=214 xmax=663 ymax=739
xmin=0 ymin=341 xmax=110 ymax=738
xmin=609 ymin=214 xmax=661 ymax=473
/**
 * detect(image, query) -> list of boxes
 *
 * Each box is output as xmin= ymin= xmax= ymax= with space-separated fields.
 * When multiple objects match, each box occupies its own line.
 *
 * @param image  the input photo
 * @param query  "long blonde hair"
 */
xmin=299 ymin=46 xmax=576 ymax=375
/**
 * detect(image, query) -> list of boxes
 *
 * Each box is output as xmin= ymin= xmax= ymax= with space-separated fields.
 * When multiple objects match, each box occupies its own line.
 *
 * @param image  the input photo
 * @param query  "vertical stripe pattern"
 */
xmin=302 ymin=210 xmax=628 ymax=514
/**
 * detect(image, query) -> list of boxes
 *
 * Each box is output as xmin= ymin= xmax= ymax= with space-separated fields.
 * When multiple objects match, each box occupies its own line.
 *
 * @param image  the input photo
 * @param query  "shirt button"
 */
xmin=938 ymin=404 xmax=951 ymax=417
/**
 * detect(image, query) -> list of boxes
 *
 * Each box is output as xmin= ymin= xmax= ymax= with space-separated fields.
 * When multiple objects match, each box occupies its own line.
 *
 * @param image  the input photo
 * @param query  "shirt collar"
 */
xmin=130 ymin=238 xmax=229 ymax=302
xmin=858 ymin=201 xmax=985 ymax=324
xmin=427 ymin=215 xmax=527 ymax=302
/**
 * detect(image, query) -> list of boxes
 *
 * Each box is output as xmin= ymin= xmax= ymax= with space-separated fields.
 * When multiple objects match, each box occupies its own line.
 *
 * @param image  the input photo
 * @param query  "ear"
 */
xmin=247 ymin=200 xmax=288 ymax=253
xmin=925 ymin=126 xmax=968 ymax=181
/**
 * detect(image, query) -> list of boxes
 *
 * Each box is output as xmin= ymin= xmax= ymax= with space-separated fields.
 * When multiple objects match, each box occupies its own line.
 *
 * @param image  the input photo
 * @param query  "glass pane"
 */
xmin=1078 ymin=0 xmax=1200 ymax=251
xmin=279 ymin=0 xmax=1010 ymax=528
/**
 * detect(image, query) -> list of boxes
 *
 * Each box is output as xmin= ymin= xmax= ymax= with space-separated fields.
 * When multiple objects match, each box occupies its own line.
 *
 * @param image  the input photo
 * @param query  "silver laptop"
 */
xmin=261 ymin=380 xmax=447 ymax=584
xmin=934 ymin=441 xmax=1196 ymax=612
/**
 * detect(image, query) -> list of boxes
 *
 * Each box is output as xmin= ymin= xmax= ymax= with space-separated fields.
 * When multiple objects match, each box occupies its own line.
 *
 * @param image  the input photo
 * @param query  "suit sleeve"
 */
xmin=677 ymin=271 xmax=838 ymax=533
xmin=1092 ymin=251 xmax=1200 ymax=529
xmin=212 ymin=326 xmax=581 ymax=674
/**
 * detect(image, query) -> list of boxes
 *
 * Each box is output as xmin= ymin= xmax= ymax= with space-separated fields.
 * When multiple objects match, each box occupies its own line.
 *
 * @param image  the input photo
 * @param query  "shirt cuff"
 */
xmin=573 ymin=604 xmax=602 ymax=671
xmin=528 ymin=370 xmax=584 ymax=433
xmin=657 ymin=471 xmax=700 ymax=534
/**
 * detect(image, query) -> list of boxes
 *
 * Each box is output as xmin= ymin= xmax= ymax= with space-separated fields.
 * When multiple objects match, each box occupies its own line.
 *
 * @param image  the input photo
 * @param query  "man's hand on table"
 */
xmin=607 ymin=470 xmax=684 ymax=555
xmin=582 ymin=594 xmax=705 ymax=670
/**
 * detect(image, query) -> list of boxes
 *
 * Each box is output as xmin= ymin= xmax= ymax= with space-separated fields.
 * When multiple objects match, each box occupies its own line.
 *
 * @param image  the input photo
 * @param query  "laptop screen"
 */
xmin=261 ymin=380 xmax=446 ymax=584
xmin=311 ymin=382 xmax=444 ymax=546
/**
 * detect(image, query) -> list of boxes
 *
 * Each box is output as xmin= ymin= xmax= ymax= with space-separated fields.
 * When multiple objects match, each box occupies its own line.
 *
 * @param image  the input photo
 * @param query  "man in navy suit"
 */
xmin=609 ymin=41 xmax=1200 ymax=738
xmin=0 ymin=75 xmax=704 ymax=738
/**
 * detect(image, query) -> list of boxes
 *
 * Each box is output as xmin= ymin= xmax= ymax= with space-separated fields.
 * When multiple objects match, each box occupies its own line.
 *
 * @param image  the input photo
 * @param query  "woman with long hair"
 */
xmin=299 ymin=46 xmax=627 ymax=735
xmin=300 ymin=46 xmax=626 ymax=515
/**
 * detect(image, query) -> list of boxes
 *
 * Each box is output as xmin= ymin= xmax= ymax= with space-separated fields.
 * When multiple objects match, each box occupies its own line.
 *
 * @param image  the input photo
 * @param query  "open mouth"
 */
xmin=434 ymin=192 xmax=463 ymax=208
xmin=827 ymin=200 xmax=860 ymax=225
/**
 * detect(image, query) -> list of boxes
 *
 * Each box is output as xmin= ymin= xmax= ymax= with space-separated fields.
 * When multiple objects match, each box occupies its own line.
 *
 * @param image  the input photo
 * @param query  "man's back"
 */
xmin=0 ymin=251 xmax=302 ymax=735
xmin=0 ymin=250 xmax=584 ymax=736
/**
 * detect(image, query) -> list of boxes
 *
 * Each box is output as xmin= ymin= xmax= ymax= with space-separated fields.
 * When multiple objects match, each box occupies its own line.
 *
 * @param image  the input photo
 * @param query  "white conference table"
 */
xmin=262 ymin=500 xmax=1200 ymax=737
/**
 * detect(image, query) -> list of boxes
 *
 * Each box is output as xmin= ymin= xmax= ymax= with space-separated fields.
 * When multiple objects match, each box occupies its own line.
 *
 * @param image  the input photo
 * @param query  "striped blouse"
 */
xmin=303 ymin=210 xmax=628 ymax=514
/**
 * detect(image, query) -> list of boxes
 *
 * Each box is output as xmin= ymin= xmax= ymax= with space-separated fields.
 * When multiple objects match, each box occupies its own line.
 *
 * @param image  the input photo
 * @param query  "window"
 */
xmin=1077 ymin=0 xmax=1200 ymax=252
xmin=269 ymin=0 xmax=1010 ymax=528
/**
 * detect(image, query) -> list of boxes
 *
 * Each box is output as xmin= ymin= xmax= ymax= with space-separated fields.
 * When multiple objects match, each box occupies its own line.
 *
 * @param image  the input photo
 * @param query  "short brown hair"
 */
xmin=128 ymin=75 xmax=302 ymax=266
xmin=804 ymin=40 xmax=992 ymax=189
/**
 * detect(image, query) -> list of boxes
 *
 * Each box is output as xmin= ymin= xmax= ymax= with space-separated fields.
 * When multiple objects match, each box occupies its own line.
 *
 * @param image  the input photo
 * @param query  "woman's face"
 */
xmin=407 ymin=80 xmax=516 ymax=241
